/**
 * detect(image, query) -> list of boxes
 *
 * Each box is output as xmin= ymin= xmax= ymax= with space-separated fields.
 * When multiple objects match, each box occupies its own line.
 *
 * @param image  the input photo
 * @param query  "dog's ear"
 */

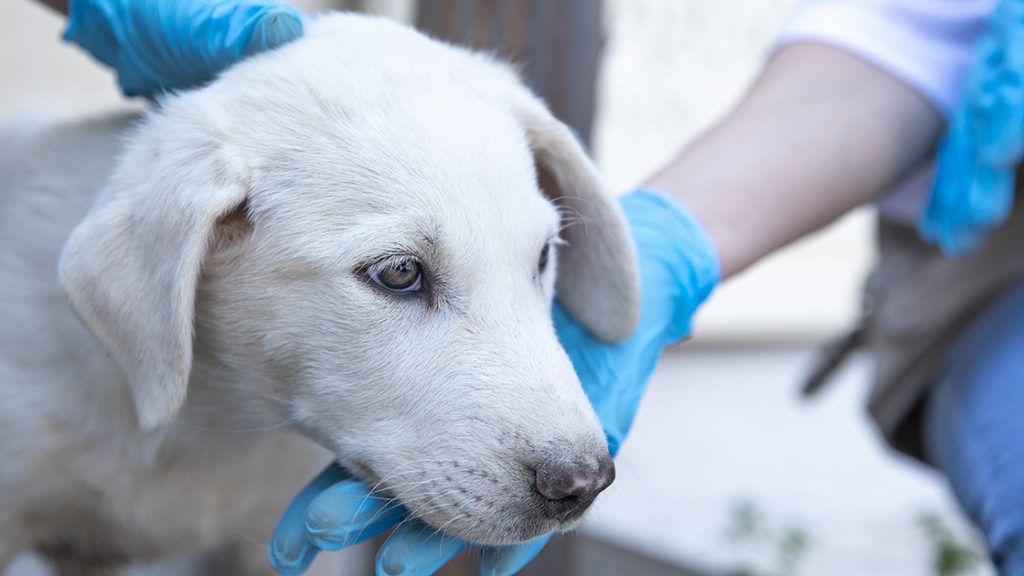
xmin=511 ymin=94 xmax=641 ymax=343
xmin=59 ymin=114 xmax=249 ymax=432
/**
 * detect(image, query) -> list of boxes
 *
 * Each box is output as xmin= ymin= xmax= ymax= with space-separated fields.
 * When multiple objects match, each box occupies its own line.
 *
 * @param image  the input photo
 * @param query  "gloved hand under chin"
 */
xmin=64 ymin=0 xmax=304 ymax=98
xmin=267 ymin=188 xmax=721 ymax=576
xmin=268 ymin=458 xmax=550 ymax=576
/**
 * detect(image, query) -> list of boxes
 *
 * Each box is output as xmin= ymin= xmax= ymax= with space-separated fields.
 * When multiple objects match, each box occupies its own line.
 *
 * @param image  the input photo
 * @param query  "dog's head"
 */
xmin=59 ymin=14 xmax=639 ymax=544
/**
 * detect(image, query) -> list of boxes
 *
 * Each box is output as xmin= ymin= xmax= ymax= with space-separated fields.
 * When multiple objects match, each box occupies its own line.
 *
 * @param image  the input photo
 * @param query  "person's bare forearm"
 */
xmin=647 ymin=43 xmax=943 ymax=278
xmin=36 ymin=0 xmax=68 ymax=15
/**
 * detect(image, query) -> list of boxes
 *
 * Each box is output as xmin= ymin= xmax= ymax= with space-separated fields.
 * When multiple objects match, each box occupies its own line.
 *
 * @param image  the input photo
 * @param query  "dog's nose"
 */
xmin=533 ymin=453 xmax=615 ymax=522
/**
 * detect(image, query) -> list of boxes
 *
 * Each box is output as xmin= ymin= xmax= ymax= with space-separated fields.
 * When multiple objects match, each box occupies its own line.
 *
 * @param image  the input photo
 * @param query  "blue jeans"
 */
xmin=924 ymin=281 xmax=1024 ymax=575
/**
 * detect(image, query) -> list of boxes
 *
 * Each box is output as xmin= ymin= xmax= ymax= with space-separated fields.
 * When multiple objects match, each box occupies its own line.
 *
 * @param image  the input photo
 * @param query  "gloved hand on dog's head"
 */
xmin=267 ymin=189 xmax=721 ymax=576
xmin=64 ymin=0 xmax=304 ymax=98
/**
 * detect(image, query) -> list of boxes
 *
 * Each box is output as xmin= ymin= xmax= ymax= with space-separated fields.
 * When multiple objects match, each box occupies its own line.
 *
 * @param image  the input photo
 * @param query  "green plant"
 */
xmin=776 ymin=525 xmax=810 ymax=576
xmin=724 ymin=499 xmax=811 ymax=576
xmin=917 ymin=511 xmax=988 ymax=576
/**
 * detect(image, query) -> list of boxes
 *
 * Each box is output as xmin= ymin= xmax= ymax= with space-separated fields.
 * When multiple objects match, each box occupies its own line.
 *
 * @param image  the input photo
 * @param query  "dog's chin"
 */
xmin=416 ymin=510 xmax=577 ymax=547
xmin=395 ymin=485 xmax=586 ymax=546
xmin=337 ymin=462 xmax=551 ymax=544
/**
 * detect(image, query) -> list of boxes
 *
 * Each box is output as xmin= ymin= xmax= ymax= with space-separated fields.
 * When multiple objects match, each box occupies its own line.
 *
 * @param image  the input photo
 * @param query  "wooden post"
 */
xmin=415 ymin=0 xmax=603 ymax=148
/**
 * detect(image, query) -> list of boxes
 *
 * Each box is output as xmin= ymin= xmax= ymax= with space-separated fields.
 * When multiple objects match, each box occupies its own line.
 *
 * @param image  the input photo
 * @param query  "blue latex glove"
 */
xmin=63 ymin=0 xmax=304 ymax=98
xmin=921 ymin=0 xmax=1024 ymax=256
xmin=268 ymin=189 xmax=721 ymax=576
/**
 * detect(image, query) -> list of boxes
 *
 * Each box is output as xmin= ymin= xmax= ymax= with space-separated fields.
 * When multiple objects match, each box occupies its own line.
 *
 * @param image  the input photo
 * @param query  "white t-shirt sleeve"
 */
xmin=776 ymin=0 xmax=997 ymax=117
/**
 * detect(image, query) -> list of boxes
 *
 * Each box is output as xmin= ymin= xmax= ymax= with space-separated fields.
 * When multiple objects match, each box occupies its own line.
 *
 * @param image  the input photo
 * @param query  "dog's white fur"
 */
xmin=0 ymin=13 xmax=639 ymax=574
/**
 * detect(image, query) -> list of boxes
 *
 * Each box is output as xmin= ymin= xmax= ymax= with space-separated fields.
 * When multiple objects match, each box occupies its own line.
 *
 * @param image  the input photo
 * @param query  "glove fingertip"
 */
xmin=267 ymin=533 xmax=319 ymax=576
xmin=243 ymin=5 xmax=304 ymax=56
xmin=375 ymin=521 xmax=470 ymax=576
xmin=304 ymin=482 xmax=409 ymax=550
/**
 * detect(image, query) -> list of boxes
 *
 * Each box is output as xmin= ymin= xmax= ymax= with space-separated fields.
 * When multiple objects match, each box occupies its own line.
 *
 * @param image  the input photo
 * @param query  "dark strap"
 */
xmin=801 ymin=325 xmax=866 ymax=396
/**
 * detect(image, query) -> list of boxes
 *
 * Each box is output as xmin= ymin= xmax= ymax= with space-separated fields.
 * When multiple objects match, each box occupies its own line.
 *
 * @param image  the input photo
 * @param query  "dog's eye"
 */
xmin=538 ymin=243 xmax=550 ymax=275
xmin=371 ymin=258 xmax=422 ymax=292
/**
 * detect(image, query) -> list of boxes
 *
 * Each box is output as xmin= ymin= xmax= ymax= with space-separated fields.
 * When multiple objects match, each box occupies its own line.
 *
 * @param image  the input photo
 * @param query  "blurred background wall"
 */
xmin=0 ymin=1 xmax=992 ymax=575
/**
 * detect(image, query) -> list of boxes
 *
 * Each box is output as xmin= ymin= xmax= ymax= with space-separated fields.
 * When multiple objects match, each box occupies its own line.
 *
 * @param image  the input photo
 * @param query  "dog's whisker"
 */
xmin=347 ymin=499 xmax=414 ymax=544
xmin=432 ymin=511 xmax=469 ymax=545
xmin=363 ymin=458 xmax=451 ymax=495
xmin=232 ymin=528 xmax=269 ymax=552
xmin=370 ymin=475 xmax=448 ymax=494
xmin=549 ymin=193 xmax=603 ymax=211
xmin=554 ymin=206 xmax=589 ymax=238
xmin=307 ymin=473 xmax=449 ymax=536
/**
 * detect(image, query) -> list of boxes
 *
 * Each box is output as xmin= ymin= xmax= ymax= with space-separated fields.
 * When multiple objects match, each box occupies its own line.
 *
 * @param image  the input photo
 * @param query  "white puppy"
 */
xmin=0 ymin=13 xmax=639 ymax=575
